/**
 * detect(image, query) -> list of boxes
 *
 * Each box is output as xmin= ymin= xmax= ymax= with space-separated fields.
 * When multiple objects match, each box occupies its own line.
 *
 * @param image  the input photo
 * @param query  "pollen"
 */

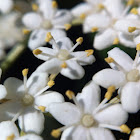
xmin=22 ymin=29 xmax=30 ymax=35
xmin=38 ymin=106 xmax=46 ymax=112
xmin=128 ymin=27 xmax=136 ymax=33
xmin=127 ymin=0 xmax=134 ymax=6
xmin=76 ymin=37 xmax=83 ymax=44
xmin=136 ymin=43 xmax=140 ymax=51
xmin=45 ymin=32 xmax=53 ymax=42
xmin=6 ymin=134 xmax=15 ymax=140
xmin=120 ymin=124 xmax=131 ymax=134
xmin=80 ymin=13 xmax=86 ymax=19
xmin=61 ymin=62 xmax=67 ymax=68
xmin=130 ymin=8 xmax=138 ymax=15
xmin=65 ymin=90 xmax=75 ymax=100
xmin=113 ymin=38 xmax=119 ymax=45
xmin=33 ymin=49 xmax=42 ymax=55
xmin=91 ymin=27 xmax=98 ymax=32
xmin=51 ymin=129 xmax=61 ymax=138
xmin=64 ymin=24 xmax=72 ymax=31
xmin=32 ymin=3 xmax=38 ymax=11
xmin=98 ymin=3 xmax=104 ymax=9
xmin=105 ymin=86 xmax=116 ymax=100
xmin=52 ymin=1 xmax=58 ymax=8
xmin=48 ymin=80 xmax=55 ymax=87
xmin=22 ymin=68 xmax=29 ymax=76
xmin=105 ymin=57 xmax=114 ymax=63
xmin=85 ymin=49 xmax=94 ymax=57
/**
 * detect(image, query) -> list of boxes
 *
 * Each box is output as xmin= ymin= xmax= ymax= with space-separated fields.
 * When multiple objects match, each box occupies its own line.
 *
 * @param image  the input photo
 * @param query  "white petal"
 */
xmin=18 ymin=108 xmax=45 ymax=134
xmin=0 ymin=0 xmax=13 ymax=13
xmin=16 ymin=134 xmax=43 ymax=140
xmin=35 ymin=91 xmax=64 ymax=112
xmin=49 ymin=102 xmax=81 ymax=125
xmin=130 ymin=128 xmax=140 ymax=140
xmin=53 ymin=10 xmax=72 ymax=26
xmin=94 ymin=29 xmax=116 ymax=50
xmin=28 ymin=29 xmax=47 ymax=50
xmin=90 ymin=127 xmax=115 ymax=140
xmin=71 ymin=3 xmax=92 ymax=17
xmin=71 ymin=51 xmax=96 ymax=65
xmin=134 ymin=35 xmax=140 ymax=45
xmin=108 ymin=47 xmax=133 ymax=72
xmin=118 ymin=32 xmax=135 ymax=48
xmin=36 ymin=58 xmax=62 ymax=74
xmin=60 ymin=60 xmax=85 ymax=79
xmin=76 ymin=81 xmax=101 ymax=113
xmin=0 ymin=85 xmax=7 ymax=99
xmin=121 ymin=82 xmax=140 ymax=113
xmin=0 ymin=101 xmax=22 ymax=122
xmin=93 ymin=69 xmax=126 ymax=89
xmin=103 ymin=0 xmax=125 ymax=18
xmin=0 ymin=121 xmax=19 ymax=140
xmin=95 ymin=104 xmax=128 ymax=126
xmin=22 ymin=12 xmax=42 ymax=29
xmin=27 ymin=71 xmax=48 ymax=96
xmin=4 ymin=77 xmax=24 ymax=99
xmin=61 ymin=126 xmax=87 ymax=140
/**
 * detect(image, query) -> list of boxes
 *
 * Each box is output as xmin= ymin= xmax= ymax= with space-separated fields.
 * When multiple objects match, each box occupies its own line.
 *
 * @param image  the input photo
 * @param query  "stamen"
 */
xmin=80 ymin=13 xmax=86 ymax=19
xmin=85 ymin=49 xmax=94 ymax=57
xmin=65 ymin=90 xmax=74 ymax=100
xmin=33 ymin=49 xmax=42 ymax=55
xmin=98 ymin=3 xmax=104 ymax=10
xmin=22 ymin=29 xmax=30 ymax=35
xmin=52 ymin=1 xmax=58 ymax=8
xmin=22 ymin=68 xmax=29 ymax=77
xmin=64 ymin=24 xmax=72 ymax=31
xmin=45 ymin=32 xmax=53 ymax=42
xmin=130 ymin=8 xmax=138 ymax=15
xmin=76 ymin=37 xmax=83 ymax=45
xmin=38 ymin=106 xmax=46 ymax=112
xmin=22 ymin=68 xmax=29 ymax=92
xmin=105 ymin=57 xmax=114 ymax=63
xmin=113 ymin=38 xmax=119 ymax=45
xmin=128 ymin=27 xmax=136 ymax=33
xmin=105 ymin=85 xmax=116 ymax=100
xmin=61 ymin=62 xmax=67 ymax=68
xmin=136 ymin=43 xmax=140 ymax=51
xmin=49 ymin=74 xmax=58 ymax=81
xmin=99 ymin=124 xmax=122 ymax=131
xmin=12 ymin=108 xmax=23 ymax=122
xmin=91 ymin=27 xmax=98 ymax=32
xmin=32 ymin=3 xmax=38 ymax=11
xmin=20 ymin=131 xmax=26 ymax=136
xmin=51 ymin=129 xmax=61 ymax=138
xmin=48 ymin=80 xmax=55 ymax=87
xmin=127 ymin=0 xmax=134 ymax=6
xmin=6 ymin=134 xmax=15 ymax=140
xmin=120 ymin=124 xmax=131 ymax=134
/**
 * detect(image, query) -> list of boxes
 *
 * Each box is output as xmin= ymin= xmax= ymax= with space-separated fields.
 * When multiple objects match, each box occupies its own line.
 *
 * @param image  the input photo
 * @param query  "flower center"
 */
xmin=126 ymin=69 xmax=139 ymax=82
xmin=81 ymin=114 xmax=95 ymax=128
xmin=42 ymin=19 xmax=53 ymax=29
xmin=21 ymin=94 xmax=34 ymax=106
xmin=57 ymin=49 xmax=70 ymax=61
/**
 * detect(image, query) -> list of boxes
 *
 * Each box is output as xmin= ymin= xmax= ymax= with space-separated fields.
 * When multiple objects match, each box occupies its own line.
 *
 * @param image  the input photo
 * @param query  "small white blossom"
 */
xmin=93 ymin=46 xmax=140 ymax=113
xmin=130 ymin=128 xmax=140 ymax=140
xmin=49 ymin=81 xmax=129 ymax=140
xmin=33 ymin=34 xmax=95 ymax=79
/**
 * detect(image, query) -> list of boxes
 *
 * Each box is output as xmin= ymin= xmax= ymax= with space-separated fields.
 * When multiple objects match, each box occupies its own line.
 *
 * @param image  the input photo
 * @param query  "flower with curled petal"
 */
xmin=0 ymin=69 xmax=64 ymax=134
xmin=33 ymin=34 xmax=95 ymax=80
xmin=93 ymin=46 xmax=140 ymax=113
xmin=0 ymin=121 xmax=43 ymax=140
xmin=130 ymin=127 xmax=140 ymax=140
xmin=22 ymin=0 xmax=72 ymax=50
xmin=49 ymin=81 xmax=129 ymax=140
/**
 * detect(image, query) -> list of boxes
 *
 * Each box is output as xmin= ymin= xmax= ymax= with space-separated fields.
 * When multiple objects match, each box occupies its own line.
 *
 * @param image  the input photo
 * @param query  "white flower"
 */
xmin=0 ymin=0 xmax=13 ymax=14
xmin=33 ymin=34 xmax=95 ymax=79
xmin=93 ymin=46 xmax=140 ymax=113
xmin=130 ymin=128 xmax=140 ymax=140
xmin=49 ymin=81 xmax=129 ymax=140
xmin=84 ymin=0 xmax=140 ymax=50
xmin=22 ymin=0 xmax=73 ymax=50
xmin=0 ymin=69 xmax=64 ymax=134
xmin=0 ymin=121 xmax=43 ymax=140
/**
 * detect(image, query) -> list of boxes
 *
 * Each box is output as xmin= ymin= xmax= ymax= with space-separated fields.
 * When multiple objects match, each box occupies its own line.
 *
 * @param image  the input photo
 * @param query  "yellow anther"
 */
xmin=120 ymin=124 xmax=131 ymax=134
xmin=22 ymin=68 xmax=29 ymax=76
xmin=91 ymin=27 xmax=98 ymax=32
xmin=98 ymin=3 xmax=104 ymax=9
xmin=22 ymin=29 xmax=30 ymax=35
xmin=64 ymin=24 xmax=71 ymax=31
xmin=108 ymin=85 xmax=116 ymax=93
xmin=80 ymin=13 xmax=86 ymax=19
xmin=136 ymin=43 xmax=140 ymax=51
xmin=7 ymin=134 xmax=15 ymax=140
xmin=51 ymin=129 xmax=61 ymax=138
xmin=48 ymin=80 xmax=55 ymax=87
xmin=105 ymin=57 xmax=114 ymax=63
xmin=105 ymin=86 xmax=116 ymax=100
xmin=113 ymin=38 xmax=119 ymax=45
xmin=85 ymin=49 xmax=94 ymax=57
xmin=65 ymin=90 xmax=75 ymax=100
xmin=33 ymin=49 xmax=42 ymax=55
xmin=52 ymin=1 xmax=58 ymax=8
xmin=32 ymin=3 xmax=38 ymax=11
xmin=45 ymin=32 xmax=53 ymax=42
xmin=38 ymin=106 xmax=46 ymax=112
xmin=61 ymin=62 xmax=67 ymax=68
xmin=128 ymin=27 xmax=136 ymax=33
xmin=130 ymin=8 xmax=138 ymax=15
xmin=20 ymin=131 xmax=26 ymax=136
xmin=127 ymin=0 xmax=134 ymax=6
xmin=76 ymin=37 xmax=83 ymax=44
